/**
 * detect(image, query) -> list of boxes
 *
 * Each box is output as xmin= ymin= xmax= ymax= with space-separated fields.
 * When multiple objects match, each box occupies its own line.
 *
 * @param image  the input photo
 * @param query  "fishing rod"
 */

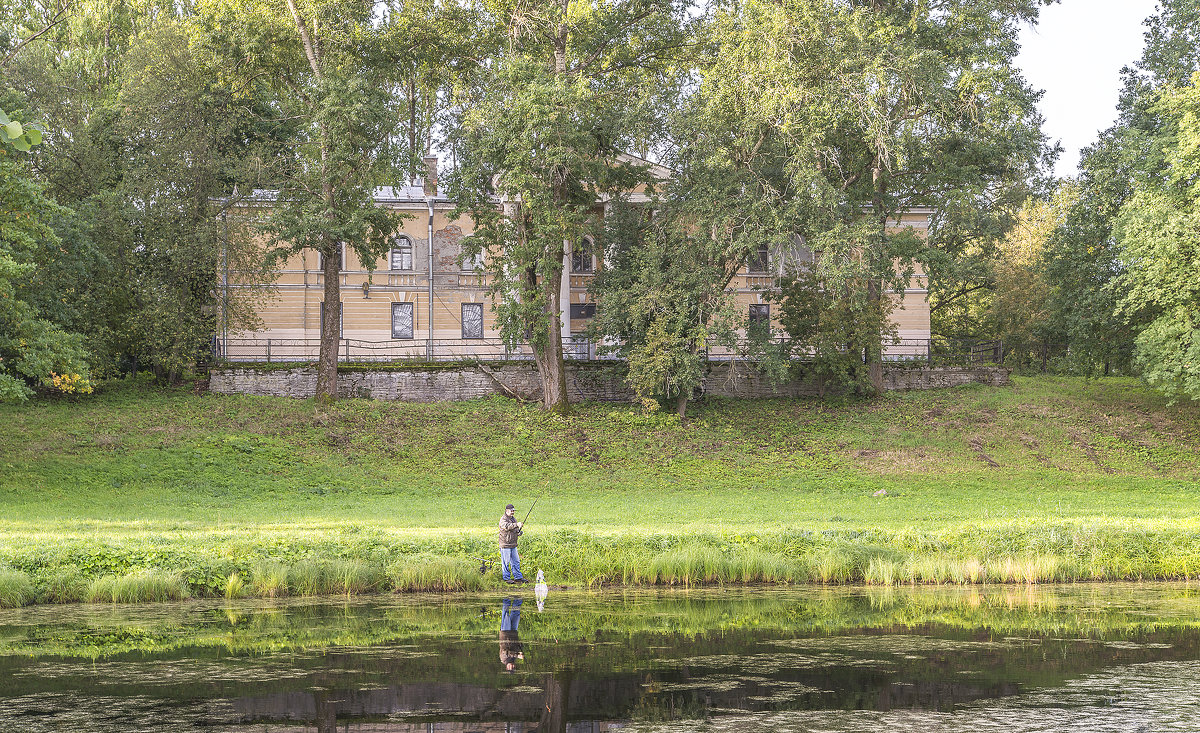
xmin=519 ymin=497 xmax=539 ymax=534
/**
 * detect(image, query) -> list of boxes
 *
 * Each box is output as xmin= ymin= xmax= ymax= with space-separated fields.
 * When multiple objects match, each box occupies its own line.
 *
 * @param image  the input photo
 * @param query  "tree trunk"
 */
xmin=315 ymin=239 xmax=340 ymax=402
xmin=675 ymin=391 xmax=689 ymax=418
xmin=867 ymin=161 xmax=887 ymax=396
xmin=538 ymin=673 xmax=572 ymax=733
xmin=534 ymin=254 xmax=570 ymax=414
xmin=866 ymin=277 xmax=884 ymax=395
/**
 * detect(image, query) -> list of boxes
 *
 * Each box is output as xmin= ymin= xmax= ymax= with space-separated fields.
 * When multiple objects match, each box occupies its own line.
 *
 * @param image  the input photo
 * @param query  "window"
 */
xmin=318 ymin=243 xmax=347 ymax=272
xmin=747 ymin=243 xmax=770 ymax=274
xmin=390 ymin=236 xmax=413 ymax=271
xmin=748 ymin=304 xmax=770 ymax=334
xmin=569 ymin=303 xmax=596 ymax=320
xmin=461 ymin=247 xmax=485 ymax=272
xmin=571 ymin=238 xmax=595 ymax=273
xmin=391 ymin=302 xmax=415 ymax=339
xmin=319 ymin=301 xmax=343 ymax=337
xmin=461 ymin=303 xmax=484 ymax=339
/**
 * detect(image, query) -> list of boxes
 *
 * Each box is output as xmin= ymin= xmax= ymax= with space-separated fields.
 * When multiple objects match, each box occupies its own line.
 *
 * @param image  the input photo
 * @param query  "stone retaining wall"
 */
xmin=209 ymin=362 xmax=1009 ymax=402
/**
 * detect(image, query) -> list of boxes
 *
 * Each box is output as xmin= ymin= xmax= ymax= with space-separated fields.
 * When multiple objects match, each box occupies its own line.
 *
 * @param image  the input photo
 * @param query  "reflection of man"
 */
xmin=499 ymin=597 xmax=524 ymax=671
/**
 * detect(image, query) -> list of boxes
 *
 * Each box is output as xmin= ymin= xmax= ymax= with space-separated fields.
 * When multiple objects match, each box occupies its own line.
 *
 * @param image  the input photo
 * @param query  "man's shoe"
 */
xmin=514 ymin=578 xmax=528 ymax=584
xmin=504 ymin=579 xmax=515 ymax=584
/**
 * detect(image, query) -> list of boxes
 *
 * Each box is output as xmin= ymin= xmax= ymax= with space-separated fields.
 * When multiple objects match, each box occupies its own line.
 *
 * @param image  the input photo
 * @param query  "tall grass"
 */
xmin=224 ymin=572 xmax=246 ymax=600
xmin=390 ymin=555 xmax=485 ymax=592
xmin=87 ymin=570 xmax=188 ymax=603
xmin=0 ymin=567 xmax=36 ymax=608
xmin=39 ymin=565 xmax=89 ymax=603
xmin=251 ymin=561 xmax=290 ymax=598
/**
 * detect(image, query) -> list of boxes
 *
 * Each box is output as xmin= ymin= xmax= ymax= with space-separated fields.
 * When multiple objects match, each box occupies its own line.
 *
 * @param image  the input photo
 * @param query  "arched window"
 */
xmin=390 ymin=235 xmax=414 ymax=271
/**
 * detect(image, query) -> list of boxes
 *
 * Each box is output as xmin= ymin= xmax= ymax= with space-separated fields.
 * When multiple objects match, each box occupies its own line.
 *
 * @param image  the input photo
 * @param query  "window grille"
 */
xmin=391 ymin=302 xmax=415 ymax=339
xmin=462 ymin=303 xmax=484 ymax=339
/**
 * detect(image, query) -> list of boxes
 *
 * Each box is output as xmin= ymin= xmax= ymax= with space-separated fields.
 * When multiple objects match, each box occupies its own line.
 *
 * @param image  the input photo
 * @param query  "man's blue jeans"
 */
xmin=501 ymin=547 xmax=524 ymax=581
xmin=502 ymin=597 xmax=522 ymax=630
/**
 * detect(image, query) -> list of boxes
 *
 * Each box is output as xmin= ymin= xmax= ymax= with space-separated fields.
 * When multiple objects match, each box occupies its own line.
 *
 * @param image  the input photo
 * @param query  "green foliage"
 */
xmin=223 ymin=572 xmax=246 ymax=599
xmin=773 ymin=270 xmax=892 ymax=396
xmin=1045 ymin=0 xmax=1200 ymax=378
xmin=449 ymin=0 xmax=687 ymax=412
xmin=0 ymin=104 xmax=93 ymax=402
xmin=706 ymin=0 xmax=1047 ymax=377
xmin=86 ymin=570 xmax=190 ymax=603
xmin=0 ymin=107 xmax=42 ymax=151
xmin=1113 ymin=77 xmax=1200 ymax=402
xmin=592 ymin=203 xmax=740 ymax=411
xmin=195 ymin=0 xmax=410 ymax=398
xmin=39 ymin=565 xmax=90 ymax=603
xmin=390 ymin=554 xmax=484 ymax=592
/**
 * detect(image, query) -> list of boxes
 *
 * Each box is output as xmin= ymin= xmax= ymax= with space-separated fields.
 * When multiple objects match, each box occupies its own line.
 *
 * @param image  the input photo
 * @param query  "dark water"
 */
xmin=1 ymin=584 xmax=1198 ymax=732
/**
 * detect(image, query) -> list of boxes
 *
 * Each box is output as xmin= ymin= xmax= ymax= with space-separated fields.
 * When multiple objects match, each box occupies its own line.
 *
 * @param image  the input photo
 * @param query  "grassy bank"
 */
xmin=1 ymin=375 xmax=1198 ymax=604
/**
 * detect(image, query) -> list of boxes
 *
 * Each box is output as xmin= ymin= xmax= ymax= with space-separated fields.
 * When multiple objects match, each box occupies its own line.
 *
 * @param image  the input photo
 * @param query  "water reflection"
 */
xmin=0 ymin=585 xmax=1197 ymax=732
xmin=501 ymin=596 xmax=525 ymax=671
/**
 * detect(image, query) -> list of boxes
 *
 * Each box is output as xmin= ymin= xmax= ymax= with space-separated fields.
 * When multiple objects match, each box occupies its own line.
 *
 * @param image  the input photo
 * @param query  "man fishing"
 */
xmin=498 ymin=503 xmax=528 ymax=584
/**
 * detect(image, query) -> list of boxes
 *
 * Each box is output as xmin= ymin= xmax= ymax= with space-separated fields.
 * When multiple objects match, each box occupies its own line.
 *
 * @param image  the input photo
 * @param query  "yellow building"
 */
xmin=218 ymin=157 xmax=931 ymax=362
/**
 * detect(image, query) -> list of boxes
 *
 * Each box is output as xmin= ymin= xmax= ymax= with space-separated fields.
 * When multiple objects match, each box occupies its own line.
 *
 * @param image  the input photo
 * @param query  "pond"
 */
xmin=0 ymin=584 xmax=1198 ymax=732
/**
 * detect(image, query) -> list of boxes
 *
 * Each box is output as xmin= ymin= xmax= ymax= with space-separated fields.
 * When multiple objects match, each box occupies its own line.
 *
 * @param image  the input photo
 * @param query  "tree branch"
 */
xmin=1 ymin=2 xmax=72 ymax=68
xmin=285 ymin=0 xmax=322 ymax=79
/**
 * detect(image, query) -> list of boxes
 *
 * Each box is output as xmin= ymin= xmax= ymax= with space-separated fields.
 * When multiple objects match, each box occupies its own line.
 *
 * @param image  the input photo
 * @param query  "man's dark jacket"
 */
xmin=499 ymin=515 xmax=521 ymax=548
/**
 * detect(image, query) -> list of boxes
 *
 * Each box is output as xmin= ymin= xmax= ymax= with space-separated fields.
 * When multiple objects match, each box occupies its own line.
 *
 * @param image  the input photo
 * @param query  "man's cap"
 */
xmin=505 ymin=503 xmax=515 ymax=510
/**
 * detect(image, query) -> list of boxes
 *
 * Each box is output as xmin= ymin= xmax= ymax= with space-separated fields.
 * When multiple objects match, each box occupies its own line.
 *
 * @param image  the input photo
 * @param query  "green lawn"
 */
xmin=1 ymin=375 xmax=1198 ymax=600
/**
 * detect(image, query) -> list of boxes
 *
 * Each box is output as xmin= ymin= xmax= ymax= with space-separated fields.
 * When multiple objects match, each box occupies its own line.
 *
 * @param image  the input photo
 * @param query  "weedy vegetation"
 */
xmin=0 ymin=376 xmax=1198 ymax=603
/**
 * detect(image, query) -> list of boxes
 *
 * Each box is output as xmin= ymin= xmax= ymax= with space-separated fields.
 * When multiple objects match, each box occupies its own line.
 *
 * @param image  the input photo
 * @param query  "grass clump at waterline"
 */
xmin=390 ymin=555 xmax=485 ymax=592
xmin=0 ymin=567 xmax=37 ymax=608
xmin=86 ymin=570 xmax=189 ymax=604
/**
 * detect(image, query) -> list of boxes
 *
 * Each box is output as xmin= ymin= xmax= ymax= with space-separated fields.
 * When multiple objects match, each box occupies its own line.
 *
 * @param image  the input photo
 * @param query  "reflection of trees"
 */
xmin=538 ymin=672 xmax=573 ymax=733
xmin=9 ymin=587 xmax=1200 ymax=663
xmin=4 ymin=587 xmax=1200 ymax=729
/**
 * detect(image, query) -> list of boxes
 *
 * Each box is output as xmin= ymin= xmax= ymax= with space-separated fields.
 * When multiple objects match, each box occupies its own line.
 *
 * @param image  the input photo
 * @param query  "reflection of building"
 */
xmin=217 ymin=156 xmax=931 ymax=362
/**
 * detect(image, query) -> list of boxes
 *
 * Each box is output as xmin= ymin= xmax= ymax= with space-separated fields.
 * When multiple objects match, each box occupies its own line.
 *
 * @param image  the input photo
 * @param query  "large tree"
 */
xmin=449 ymin=0 xmax=687 ymax=414
xmin=748 ymin=0 xmax=1051 ymax=393
xmin=596 ymin=0 xmax=1051 ymax=405
xmin=1045 ymin=0 xmax=1200 ymax=378
xmin=197 ymin=0 xmax=406 ymax=401
xmin=1111 ymin=76 xmax=1200 ymax=402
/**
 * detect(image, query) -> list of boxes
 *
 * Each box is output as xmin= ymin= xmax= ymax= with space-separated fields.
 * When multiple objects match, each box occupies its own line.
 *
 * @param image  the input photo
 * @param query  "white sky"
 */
xmin=1016 ymin=0 xmax=1161 ymax=178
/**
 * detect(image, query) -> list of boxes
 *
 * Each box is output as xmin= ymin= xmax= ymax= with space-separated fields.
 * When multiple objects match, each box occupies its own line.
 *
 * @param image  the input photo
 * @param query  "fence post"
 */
xmin=266 ymin=339 xmax=271 ymax=363
xmin=926 ymin=339 xmax=932 ymax=366
xmin=343 ymin=339 xmax=350 ymax=362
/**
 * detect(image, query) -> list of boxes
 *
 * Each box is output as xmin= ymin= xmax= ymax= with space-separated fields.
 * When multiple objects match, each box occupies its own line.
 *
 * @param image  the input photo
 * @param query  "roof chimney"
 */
xmin=422 ymin=155 xmax=438 ymax=197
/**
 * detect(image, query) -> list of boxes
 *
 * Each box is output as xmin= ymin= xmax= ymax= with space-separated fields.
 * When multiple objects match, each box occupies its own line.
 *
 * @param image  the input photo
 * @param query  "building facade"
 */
xmin=218 ymin=158 xmax=931 ymax=362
